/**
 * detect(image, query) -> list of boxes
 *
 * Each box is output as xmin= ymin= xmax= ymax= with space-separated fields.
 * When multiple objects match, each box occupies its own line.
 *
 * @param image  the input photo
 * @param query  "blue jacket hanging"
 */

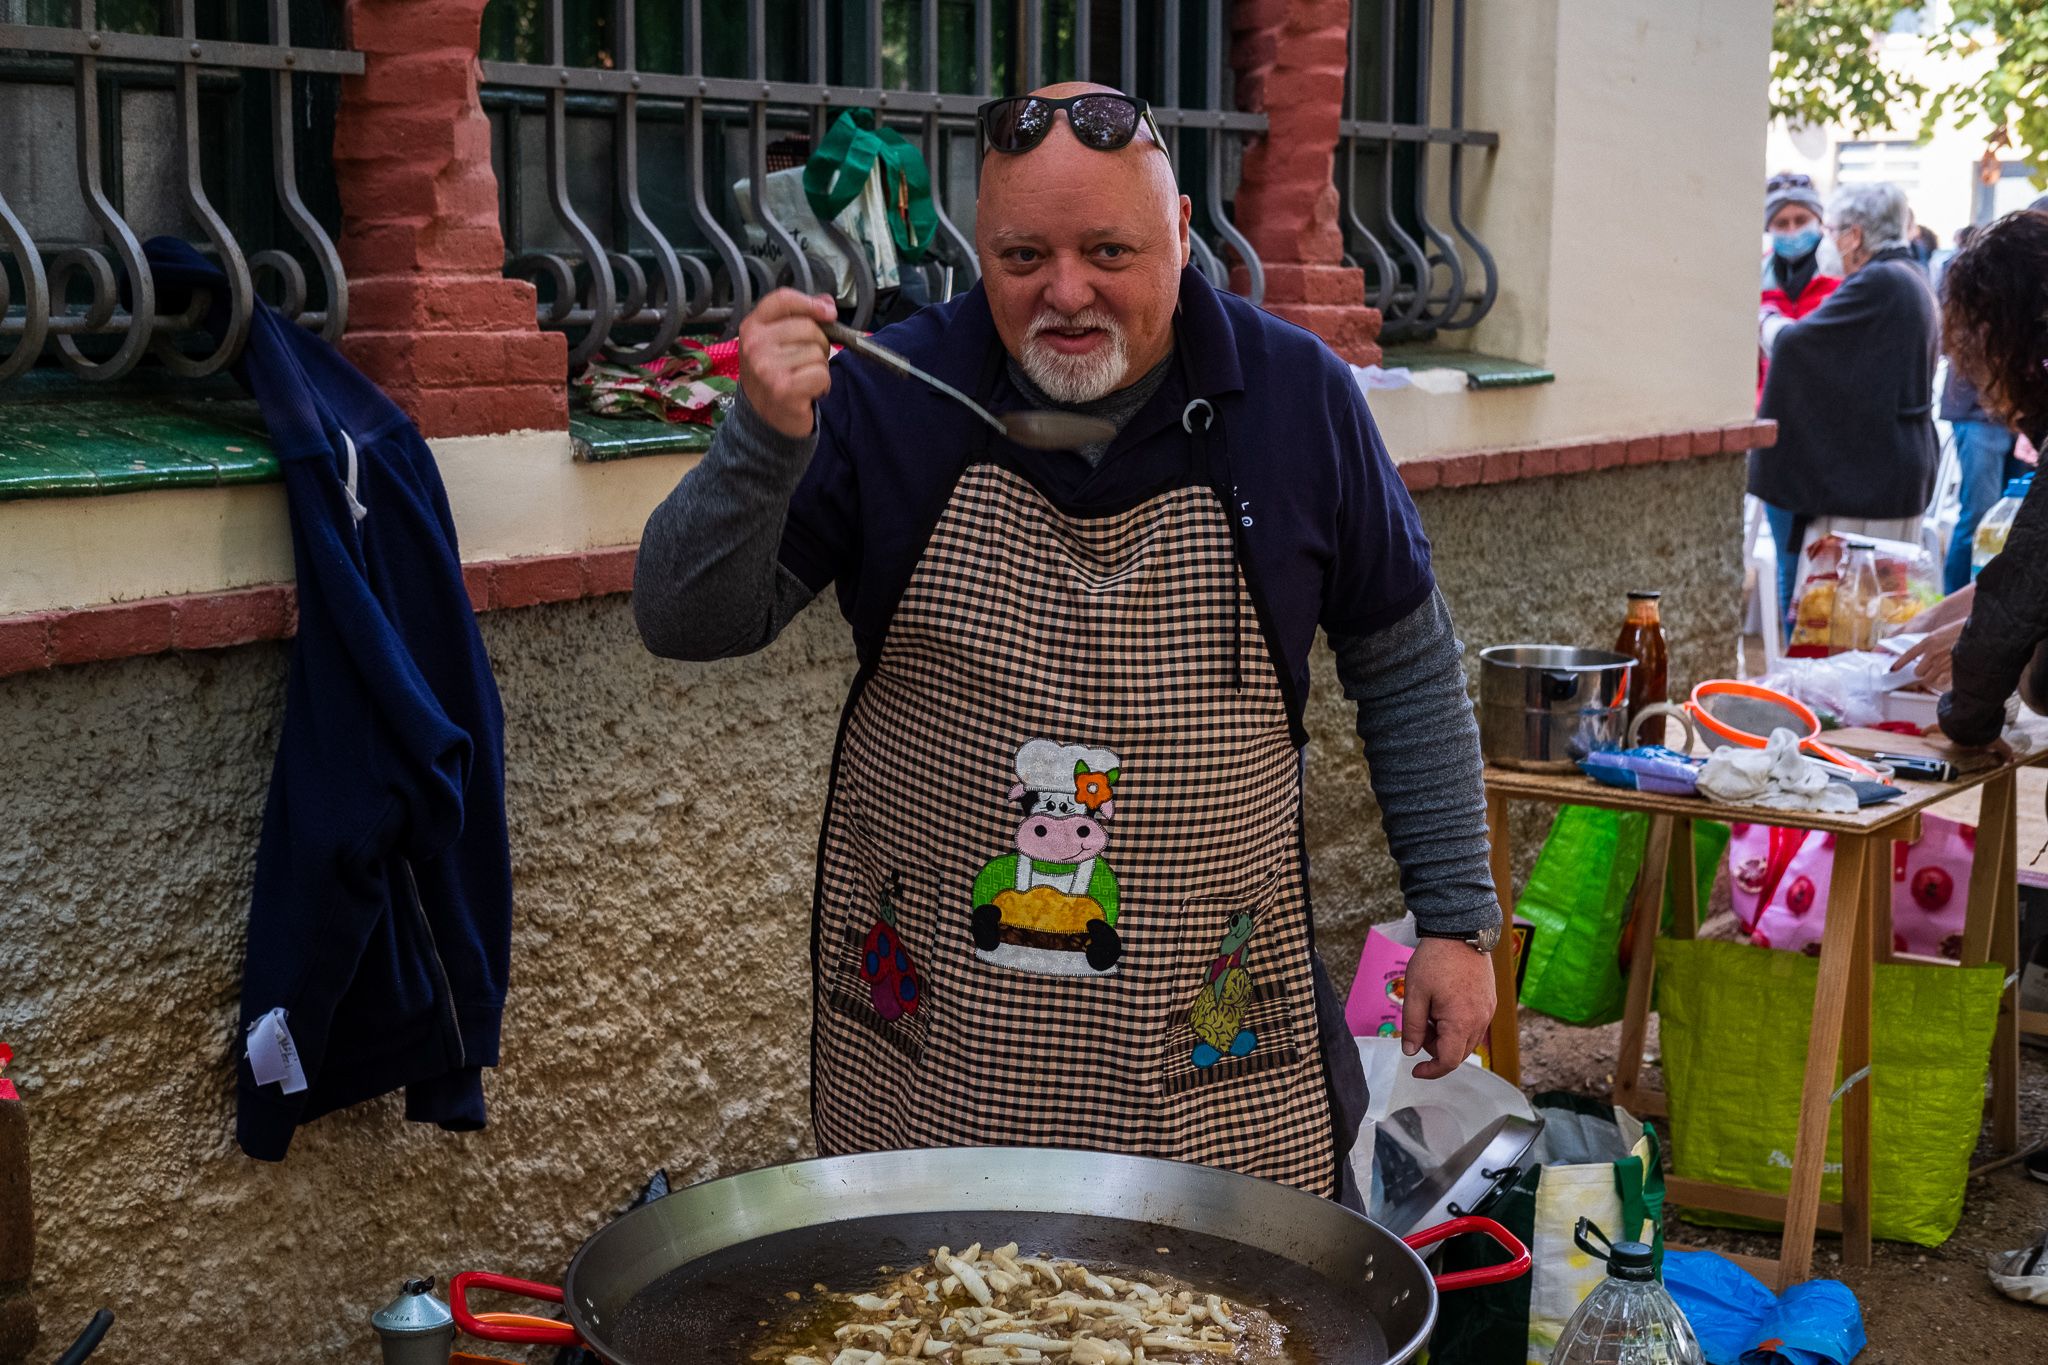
xmin=143 ymin=240 xmax=514 ymax=1160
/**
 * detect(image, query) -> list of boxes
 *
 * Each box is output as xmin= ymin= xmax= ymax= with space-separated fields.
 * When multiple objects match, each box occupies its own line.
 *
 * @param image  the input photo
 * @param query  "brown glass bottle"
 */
xmin=1615 ymin=591 xmax=1669 ymax=746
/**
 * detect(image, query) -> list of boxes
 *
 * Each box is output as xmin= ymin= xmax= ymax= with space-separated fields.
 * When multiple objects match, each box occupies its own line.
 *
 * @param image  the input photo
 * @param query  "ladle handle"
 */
xmin=1628 ymin=702 xmax=1698 ymax=752
xmin=822 ymin=320 xmax=1009 ymax=438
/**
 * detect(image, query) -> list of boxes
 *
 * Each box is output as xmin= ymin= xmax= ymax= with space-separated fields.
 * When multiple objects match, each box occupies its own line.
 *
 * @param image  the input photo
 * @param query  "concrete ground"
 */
xmin=1517 ymin=1008 xmax=2048 ymax=1362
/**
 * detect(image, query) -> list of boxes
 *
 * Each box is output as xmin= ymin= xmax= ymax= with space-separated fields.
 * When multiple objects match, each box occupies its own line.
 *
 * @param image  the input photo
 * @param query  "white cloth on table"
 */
xmin=1696 ymin=728 xmax=1858 ymax=813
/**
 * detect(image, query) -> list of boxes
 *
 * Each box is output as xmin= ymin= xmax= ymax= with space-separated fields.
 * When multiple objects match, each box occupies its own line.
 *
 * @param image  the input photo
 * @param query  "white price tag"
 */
xmin=245 ymin=1006 xmax=309 ymax=1094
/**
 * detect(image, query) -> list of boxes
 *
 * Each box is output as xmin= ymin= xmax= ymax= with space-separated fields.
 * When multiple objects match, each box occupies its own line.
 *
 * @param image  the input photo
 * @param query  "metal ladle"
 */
xmin=823 ymin=321 xmax=1117 ymax=451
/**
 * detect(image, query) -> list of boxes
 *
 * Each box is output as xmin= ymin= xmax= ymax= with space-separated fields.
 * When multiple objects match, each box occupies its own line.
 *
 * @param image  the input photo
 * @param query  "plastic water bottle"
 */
xmin=1973 ymin=473 xmax=2035 ymax=579
xmin=1550 ymin=1220 xmax=1704 ymax=1365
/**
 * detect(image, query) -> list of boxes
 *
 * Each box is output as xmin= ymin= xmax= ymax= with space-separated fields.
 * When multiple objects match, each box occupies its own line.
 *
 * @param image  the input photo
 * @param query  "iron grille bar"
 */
xmin=1339 ymin=0 xmax=1397 ymax=316
xmin=1340 ymin=0 xmax=1500 ymax=343
xmin=811 ymin=0 xmax=879 ymax=327
xmin=976 ymin=0 xmax=992 ymax=97
xmin=1024 ymin=0 xmax=1043 ymax=91
xmin=1119 ymin=1 xmax=1135 ymax=93
xmin=1204 ymin=0 xmax=1260 ymax=305
xmin=482 ymin=1 xmax=1276 ymax=372
xmin=0 ymin=5 xmax=360 ymax=384
xmin=1436 ymin=0 xmax=1496 ymax=330
xmin=477 ymin=64 xmax=1267 ymax=130
xmin=0 ymin=25 xmax=361 ymax=75
xmin=745 ymin=0 xmax=815 ymax=297
xmin=922 ymin=0 xmax=978 ymax=286
xmin=1335 ymin=119 xmax=1496 ymax=146
xmin=1405 ymin=0 xmax=1466 ymax=331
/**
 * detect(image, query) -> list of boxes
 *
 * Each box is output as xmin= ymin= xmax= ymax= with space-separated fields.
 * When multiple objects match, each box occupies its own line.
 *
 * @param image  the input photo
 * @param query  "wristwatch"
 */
xmin=1415 ymin=918 xmax=1503 ymax=954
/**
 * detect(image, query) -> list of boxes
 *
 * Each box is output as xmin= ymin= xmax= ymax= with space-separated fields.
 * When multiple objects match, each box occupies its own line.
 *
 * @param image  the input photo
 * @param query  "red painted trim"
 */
xmin=0 ymin=546 xmax=638 ymax=681
xmin=1397 ymin=420 xmax=1771 ymax=494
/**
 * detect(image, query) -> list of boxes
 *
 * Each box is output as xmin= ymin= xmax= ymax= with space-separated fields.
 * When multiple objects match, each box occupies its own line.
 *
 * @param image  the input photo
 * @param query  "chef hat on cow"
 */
xmin=1014 ymin=739 xmax=1121 ymax=795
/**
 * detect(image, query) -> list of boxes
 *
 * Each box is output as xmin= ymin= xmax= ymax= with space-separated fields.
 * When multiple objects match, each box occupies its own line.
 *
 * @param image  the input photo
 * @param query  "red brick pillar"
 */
xmin=1228 ymin=0 xmax=1381 ymax=366
xmin=334 ymin=0 xmax=567 ymax=438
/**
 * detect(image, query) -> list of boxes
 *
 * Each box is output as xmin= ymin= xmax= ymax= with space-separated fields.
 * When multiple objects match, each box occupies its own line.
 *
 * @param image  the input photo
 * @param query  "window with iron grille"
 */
xmin=477 ymin=0 xmax=1267 ymax=372
xmin=0 ymin=0 xmax=357 ymax=387
xmin=1339 ymin=0 xmax=1497 ymax=346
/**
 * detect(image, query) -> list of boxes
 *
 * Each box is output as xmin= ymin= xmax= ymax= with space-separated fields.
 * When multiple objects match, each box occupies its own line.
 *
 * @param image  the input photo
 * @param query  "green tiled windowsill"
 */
xmin=1379 ymin=345 xmax=1555 ymax=390
xmin=0 ymin=373 xmax=716 ymax=502
xmin=570 ymin=412 xmax=716 ymax=462
xmin=0 ymin=371 xmax=277 ymax=501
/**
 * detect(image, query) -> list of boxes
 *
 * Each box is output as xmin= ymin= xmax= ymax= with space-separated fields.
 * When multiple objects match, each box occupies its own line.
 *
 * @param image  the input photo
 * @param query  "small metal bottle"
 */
xmin=371 ymin=1277 xmax=456 ymax=1365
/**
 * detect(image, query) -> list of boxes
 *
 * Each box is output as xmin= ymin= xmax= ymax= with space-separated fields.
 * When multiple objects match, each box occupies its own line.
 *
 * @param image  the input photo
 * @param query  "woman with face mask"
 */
xmin=1758 ymin=172 xmax=1841 ymax=401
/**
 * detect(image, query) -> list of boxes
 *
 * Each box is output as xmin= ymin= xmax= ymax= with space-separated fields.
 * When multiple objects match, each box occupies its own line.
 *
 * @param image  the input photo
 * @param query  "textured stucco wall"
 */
xmin=0 ymin=456 xmax=1740 ymax=1363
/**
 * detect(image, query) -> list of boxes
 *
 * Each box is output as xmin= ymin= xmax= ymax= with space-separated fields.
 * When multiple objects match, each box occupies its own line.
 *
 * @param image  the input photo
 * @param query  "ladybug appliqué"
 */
xmin=858 ymin=875 xmax=923 ymax=1022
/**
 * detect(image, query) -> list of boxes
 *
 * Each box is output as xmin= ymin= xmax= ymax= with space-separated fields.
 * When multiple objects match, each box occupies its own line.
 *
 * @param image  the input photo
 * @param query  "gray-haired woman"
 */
xmin=1752 ymin=180 xmax=1940 ymax=622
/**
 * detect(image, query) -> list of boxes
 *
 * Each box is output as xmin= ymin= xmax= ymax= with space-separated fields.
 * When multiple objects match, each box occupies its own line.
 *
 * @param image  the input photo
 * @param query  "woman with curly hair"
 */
xmin=1893 ymin=202 xmax=2048 ymax=745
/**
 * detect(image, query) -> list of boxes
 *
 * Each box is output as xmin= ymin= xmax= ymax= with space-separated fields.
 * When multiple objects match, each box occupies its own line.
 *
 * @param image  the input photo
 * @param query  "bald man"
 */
xmin=635 ymin=85 xmax=1499 ymax=1205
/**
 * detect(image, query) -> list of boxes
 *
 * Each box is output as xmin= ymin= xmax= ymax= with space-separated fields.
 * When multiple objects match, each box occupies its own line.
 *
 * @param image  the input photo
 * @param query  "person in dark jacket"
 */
xmin=1937 ymin=222 xmax=2028 ymax=592
xmin=142 ymin=240 xmax=515 ymax=1161
xmin=1753 ymin=180 xmax=1940 ymax=624
xmin=1912 ymin=207 xmax=2048 ymax=747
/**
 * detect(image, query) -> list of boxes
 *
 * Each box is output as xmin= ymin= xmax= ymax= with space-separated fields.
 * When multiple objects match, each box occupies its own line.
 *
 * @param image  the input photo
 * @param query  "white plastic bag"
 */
xmin=733 ymin=163 xmax=900 ymax=307
xmin=1348 ymin=1036 xmax=1535 ymax=1224
xmin=1989 ymin=1241 xmax=2048 ymax=1307
xmin=1756 ymin=651 xmax=1922 ymax=729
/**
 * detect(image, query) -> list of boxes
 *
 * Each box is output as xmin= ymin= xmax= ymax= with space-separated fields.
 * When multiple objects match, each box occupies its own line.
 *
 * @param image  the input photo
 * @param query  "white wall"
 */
xmin=1369 ymin=0 xmax=1773 ymax=460
xmin=0 ymin=432 xmax=692 ymax=617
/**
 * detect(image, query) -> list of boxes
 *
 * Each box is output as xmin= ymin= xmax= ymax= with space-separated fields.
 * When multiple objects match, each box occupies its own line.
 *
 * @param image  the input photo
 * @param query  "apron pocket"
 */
xmin=820 ymin=824 xmax=933 ymax=1063
xmin=1161 ymin=875 xmax=1301 ymax=1095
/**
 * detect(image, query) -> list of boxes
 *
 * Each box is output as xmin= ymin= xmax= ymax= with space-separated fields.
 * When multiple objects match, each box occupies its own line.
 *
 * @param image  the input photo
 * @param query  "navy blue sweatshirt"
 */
xmin=143 ymin=241 xmax=514 ymax=1160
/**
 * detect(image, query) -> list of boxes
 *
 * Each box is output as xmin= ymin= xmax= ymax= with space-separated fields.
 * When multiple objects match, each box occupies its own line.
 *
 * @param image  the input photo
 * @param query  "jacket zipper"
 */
xmin=401 ymin=858 xmax=467 ymax=1067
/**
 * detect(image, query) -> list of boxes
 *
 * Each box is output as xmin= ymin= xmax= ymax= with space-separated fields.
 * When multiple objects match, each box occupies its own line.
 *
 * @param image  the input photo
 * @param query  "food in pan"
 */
xmin=754 ymin=1241 xmax=1294 ymax=1364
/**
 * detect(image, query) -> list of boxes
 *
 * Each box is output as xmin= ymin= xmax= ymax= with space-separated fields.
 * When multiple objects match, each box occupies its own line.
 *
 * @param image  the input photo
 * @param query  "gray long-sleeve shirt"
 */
xmin=635 ymin=366 xmax=1499 ymax=935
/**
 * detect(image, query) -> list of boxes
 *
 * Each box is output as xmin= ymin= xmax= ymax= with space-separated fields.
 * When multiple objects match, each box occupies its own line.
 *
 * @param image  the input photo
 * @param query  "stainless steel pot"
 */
xmin=451 ymin=1147 xmax=1527 ymax=1365
xmin=1479 ymin=645 xmax=1634 ymax=773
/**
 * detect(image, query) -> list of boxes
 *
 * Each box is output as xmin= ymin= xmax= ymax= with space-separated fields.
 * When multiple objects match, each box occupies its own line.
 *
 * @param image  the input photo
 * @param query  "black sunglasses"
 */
xmin=977 ymin=93 xmax=1167 ymax=156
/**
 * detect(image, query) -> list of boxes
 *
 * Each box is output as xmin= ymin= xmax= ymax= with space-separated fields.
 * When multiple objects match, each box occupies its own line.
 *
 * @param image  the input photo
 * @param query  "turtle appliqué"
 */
xmin=1188 ymin=911 xmax=1259 ymax=1068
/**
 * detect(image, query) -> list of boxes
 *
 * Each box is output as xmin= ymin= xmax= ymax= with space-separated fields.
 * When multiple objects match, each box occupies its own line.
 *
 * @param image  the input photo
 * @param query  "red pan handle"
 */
xmin=449 ymin=1271 xmax=583 ymax=1347
xmin=1402 ymin=1215 xmax=1532 ymax=1291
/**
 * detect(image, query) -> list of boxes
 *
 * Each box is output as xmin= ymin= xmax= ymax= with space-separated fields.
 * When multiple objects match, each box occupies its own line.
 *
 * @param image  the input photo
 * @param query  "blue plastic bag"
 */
xmin=1663 ymin=1251 xmax=1866 ymax=1365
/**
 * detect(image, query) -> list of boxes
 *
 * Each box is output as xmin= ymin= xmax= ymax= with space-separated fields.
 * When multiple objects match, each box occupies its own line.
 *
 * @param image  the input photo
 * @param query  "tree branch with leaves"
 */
xmin=1772 ymin=0 xmax=2048 ymax=185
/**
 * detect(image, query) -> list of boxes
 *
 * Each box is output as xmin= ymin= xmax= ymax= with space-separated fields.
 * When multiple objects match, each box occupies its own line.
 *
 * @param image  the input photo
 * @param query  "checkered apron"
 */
xmin=810 ymin=368 xmax=1337 ymax=1196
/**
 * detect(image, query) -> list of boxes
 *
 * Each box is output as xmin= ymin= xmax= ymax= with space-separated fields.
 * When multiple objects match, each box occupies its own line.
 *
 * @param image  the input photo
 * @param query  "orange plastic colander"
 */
xmin=1628 ymin=679 xmax=1883 ymax=778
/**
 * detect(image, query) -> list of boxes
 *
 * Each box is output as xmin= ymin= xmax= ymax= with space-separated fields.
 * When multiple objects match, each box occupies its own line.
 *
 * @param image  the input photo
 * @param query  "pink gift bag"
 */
xmin=1345 ymin=922 xmax=1415 ymax=1037
xmin=1727 ymin=816 xmax=1976 ymax=958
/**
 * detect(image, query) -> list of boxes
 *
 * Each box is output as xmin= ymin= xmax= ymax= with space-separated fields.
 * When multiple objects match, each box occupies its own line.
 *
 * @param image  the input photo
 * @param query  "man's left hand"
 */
xmin=1401 ymin=936 xmax=1499 ymax=1080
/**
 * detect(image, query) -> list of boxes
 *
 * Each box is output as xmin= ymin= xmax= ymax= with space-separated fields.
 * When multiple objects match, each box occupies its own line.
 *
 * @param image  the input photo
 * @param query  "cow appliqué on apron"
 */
xmin=970 ymin=739 xmax=1124 ymax=976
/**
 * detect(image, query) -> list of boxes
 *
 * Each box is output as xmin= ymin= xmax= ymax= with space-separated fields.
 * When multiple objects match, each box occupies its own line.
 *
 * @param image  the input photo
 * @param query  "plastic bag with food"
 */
xmin=1785 ymin=533 xmax=1939 ymax=658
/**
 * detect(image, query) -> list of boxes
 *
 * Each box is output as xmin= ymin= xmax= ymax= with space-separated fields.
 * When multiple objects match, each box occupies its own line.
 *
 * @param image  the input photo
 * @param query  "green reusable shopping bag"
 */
xmin=1515 ymin=808 xmax=1728 ymax=1026
xmin=803 ymin=109 xmax=937 ymax=260
xmin=1658 ymin=938 xmax=2004 ymax=1246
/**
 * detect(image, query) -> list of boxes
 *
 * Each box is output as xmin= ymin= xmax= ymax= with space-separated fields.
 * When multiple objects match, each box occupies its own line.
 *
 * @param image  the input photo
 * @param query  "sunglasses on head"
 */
xmin=977 ymin=93 xmax=1167 ymax=156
